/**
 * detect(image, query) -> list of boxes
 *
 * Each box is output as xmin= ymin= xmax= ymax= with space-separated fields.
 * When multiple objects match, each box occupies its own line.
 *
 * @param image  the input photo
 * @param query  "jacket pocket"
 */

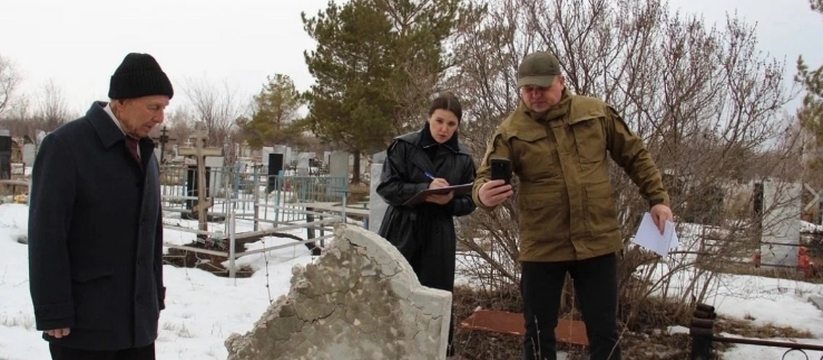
xmin=583 ymin=181 xmax=619 ymax=235
xmin=71 ymin=267 xmax=114 ymax=330
xmin=518 ymin=192 xmax=563 ymax=242
xmin=571 ymin=117 xmax=606 ymax=166
xmin=509 ymin=129 xmax=558 ymax=181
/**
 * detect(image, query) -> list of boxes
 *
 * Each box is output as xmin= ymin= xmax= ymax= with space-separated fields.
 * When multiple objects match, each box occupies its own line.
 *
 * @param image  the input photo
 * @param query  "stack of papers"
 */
xmin=632 ymin=212 xmax=679 ymax=257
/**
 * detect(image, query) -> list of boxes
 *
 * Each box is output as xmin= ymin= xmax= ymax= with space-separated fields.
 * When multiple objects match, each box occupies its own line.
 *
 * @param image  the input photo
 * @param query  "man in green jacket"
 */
xmin=473 ymin=51 xmax=673 ymax=360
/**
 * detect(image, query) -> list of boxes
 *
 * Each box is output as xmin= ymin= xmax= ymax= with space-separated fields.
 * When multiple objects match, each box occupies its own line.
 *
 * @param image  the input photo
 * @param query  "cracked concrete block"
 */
xmin=225 ymin=224 xmax=453 ymax=360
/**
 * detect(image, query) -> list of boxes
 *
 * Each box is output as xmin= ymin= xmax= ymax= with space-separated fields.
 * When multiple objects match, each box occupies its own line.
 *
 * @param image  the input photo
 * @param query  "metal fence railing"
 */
xmin=158 ymin=164 xmax=351 ymax=278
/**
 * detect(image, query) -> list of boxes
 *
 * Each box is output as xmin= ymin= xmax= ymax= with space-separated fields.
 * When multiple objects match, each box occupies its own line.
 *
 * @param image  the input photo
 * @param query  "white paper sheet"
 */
xmin=632 ymin=212 xmax=679 ymax=257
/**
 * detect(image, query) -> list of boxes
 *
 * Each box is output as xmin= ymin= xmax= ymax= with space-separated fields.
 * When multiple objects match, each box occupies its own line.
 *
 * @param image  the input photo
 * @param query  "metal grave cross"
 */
xmin=157 ymin=126 xmax=176 ymax=164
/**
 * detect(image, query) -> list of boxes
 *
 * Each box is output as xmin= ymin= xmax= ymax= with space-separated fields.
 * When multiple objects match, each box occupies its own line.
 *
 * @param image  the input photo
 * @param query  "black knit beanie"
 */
xmin=108 ymin=53 xmax=174 ymax=100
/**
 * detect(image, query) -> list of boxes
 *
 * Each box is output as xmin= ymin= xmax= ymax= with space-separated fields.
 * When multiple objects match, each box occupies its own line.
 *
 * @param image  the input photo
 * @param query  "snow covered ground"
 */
xmin=0 ymin=201 xmax=315 ymax=360
xmin=2 ymin=201 xmax=823 ymax=359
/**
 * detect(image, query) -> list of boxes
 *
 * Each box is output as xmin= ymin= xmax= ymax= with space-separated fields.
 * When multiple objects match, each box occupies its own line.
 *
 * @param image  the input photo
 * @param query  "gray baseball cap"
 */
xmin=517 ymin=52 xmax=561 ymax=87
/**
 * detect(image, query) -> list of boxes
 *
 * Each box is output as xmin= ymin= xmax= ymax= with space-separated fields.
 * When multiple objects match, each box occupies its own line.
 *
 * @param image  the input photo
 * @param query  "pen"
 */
xmin=424 ymin=172 xmax=435 ymax=180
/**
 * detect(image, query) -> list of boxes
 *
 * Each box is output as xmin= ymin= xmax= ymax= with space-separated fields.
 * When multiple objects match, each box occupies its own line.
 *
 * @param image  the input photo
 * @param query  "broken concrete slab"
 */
xmin=225 ymin=223 xmax=453 ymax=360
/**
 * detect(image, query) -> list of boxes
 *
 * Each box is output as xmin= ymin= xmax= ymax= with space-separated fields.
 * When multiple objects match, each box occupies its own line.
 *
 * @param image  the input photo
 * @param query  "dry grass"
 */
xmin=716 ymin=316 xmax=813 ymax=339
xmin=451 ymin=284 xmax=814 ymax=360
xmin=452 ymin=285 xmax=522 ymax=360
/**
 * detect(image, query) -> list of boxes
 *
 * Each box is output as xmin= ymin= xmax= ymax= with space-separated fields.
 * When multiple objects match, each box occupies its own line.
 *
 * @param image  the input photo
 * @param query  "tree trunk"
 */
xmin=351 ymin=151 xmax=361 ymax=184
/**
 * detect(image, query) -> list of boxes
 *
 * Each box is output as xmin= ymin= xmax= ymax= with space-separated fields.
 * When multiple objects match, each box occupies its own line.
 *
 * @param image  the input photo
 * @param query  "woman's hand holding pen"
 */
xmin=425 ymin=172 xmax=453 ymax=205
xmin=425 ymin=172 xmax=449 ymax=189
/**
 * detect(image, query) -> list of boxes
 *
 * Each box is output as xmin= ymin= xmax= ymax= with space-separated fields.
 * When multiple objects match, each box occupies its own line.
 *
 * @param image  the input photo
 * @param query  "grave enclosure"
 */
xmin=157 ymin=124 xmax=366 ymax=278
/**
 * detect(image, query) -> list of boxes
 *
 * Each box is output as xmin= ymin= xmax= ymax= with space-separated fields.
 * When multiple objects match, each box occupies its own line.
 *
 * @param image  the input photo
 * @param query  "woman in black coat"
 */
xmin=377 ymin=92 xmax=476 ymax=357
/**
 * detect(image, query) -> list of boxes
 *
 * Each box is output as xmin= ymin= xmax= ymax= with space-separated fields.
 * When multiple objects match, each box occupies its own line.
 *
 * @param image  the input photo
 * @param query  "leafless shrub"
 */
xmin=183 ymin=77 xmax=249 ymax=164
xmin=0 ymin=54 xmax=22 ymax=117
xmin=452 ymin=0 xmax=797 ymax=329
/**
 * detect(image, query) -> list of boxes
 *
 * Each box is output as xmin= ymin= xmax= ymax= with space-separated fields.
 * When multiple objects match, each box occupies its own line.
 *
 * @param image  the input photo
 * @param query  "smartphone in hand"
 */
xmin=490 ymin=158 xmax=512 ymax=185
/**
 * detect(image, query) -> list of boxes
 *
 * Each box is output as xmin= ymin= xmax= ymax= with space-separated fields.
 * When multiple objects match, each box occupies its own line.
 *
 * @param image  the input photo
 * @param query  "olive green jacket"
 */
xmin=472 ymin=93 xmax=670 ymax=262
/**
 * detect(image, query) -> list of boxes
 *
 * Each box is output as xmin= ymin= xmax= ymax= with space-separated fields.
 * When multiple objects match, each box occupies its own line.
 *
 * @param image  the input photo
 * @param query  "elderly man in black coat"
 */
xmin=28 ymin=52 xmax=172 ymax=360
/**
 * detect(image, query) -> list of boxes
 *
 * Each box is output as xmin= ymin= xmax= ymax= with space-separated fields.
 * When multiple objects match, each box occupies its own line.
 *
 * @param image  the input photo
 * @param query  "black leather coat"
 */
xmin=377 ymin=126 xmax=476 ymax=261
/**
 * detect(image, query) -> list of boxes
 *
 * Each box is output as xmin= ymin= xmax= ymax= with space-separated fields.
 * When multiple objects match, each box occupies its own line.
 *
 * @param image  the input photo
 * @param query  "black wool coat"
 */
xmin=28 ymin=101 xmax=165 ymax=351
xmin=377 ymin=128 xmax=476 ymax=265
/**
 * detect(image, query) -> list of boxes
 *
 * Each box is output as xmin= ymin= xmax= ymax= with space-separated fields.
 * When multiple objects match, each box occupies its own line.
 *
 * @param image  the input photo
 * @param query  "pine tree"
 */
xmin=238 ymin=74 xmax=305 ymax=149
xmin=798 ymin=0 xmax=823 ymax=169
xmin=300 ymin=0 xmax=479 ymax=183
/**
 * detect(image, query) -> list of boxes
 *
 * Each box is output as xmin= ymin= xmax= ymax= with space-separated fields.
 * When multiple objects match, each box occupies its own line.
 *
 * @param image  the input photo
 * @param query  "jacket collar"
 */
xmin=87 ymin=101 xmax=155 ymax=149
xmin=418 ymin=122 xmax=461 ymax=153
xmin=523 ymin=87 xmax=572 ymax=122
xmin=394 ymin=125 xmax=471 ymax=157
xmin=87 ymin=101 xmax=125 ymax=149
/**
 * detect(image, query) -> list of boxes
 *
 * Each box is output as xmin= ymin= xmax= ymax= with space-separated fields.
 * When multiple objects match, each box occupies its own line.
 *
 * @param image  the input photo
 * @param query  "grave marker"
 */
xmin=225 ymin=224 xmax=452 ymax=360
xmin=178 ymin=122 xmax=223 ymax=233
xmin=368 ymin=151 xmax=388 ymax=233
xmin=759 ymin=180 xmax=802 ymax=268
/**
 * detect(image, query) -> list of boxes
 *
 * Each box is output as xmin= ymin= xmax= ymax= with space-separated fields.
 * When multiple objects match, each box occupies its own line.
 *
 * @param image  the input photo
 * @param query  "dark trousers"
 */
xmin=49 ymin=343 xmax=155 ymax=360
xmin=521 ymin=253 xmax=621 ymax=360
xmin=403 ymin=231 xmax=457 ymax=356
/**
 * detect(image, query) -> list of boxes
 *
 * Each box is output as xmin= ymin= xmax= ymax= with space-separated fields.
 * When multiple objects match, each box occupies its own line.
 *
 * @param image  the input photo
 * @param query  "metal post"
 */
xmin=253 ymin=166 xmax=260 ymax=232
xmin=273 ymin=171 xmax=281 ymax=224
xmin=341 ymin=177 xmax=348 ymax=223
xmin=319 ymin=214 xmax=325 ymax=239
xmin=195 ymin=132 xmax=208 ymax=234
xmin=233 ymin=163 xmax=240 ymax=210
xmin=339 ymin=192 xmax=347 ymax=246
xmin=229 ymin=204 xmax=237 ymax=281
xmin=224 ymin=167 xmax=230 ymax=235
xmin=263 ymin=175 xmax=269 ymax=224
xmin=306 ymin=206 xmax=319 ymax=256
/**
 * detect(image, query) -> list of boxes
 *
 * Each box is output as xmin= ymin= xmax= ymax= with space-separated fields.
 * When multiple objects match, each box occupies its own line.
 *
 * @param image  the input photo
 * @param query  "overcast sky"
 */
xmin=0 ymin=0 xmax=330 ymax=116
xmin=1 ymin=0 xmax=821 ymax=117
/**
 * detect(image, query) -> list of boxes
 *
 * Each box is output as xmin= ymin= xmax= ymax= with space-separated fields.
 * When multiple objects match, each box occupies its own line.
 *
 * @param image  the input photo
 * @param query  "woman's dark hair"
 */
xmin=428 ymin=92 xmax=462 ymax=122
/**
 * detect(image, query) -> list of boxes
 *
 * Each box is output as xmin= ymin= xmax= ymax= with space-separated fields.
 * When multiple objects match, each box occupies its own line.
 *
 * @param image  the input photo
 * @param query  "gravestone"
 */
xmin=185 ymin=165 xmax=210 ymax=210
xmin=267 ymin=153 xmax=285 ymax=193
xmin=273 ymin=145 xmax=293 ymax=172
xmin=0 ymin=130 xmax=10 ymax=180
xmin=205 ymin=156 xmax=225 ymax=196
xmin=329 ymin=151 xmax=349 ymax=179
xmin=35 ymin=131 xmax=47 ymax=150
xmin=261 ymin=146 xmax=274 ymax=167
xmin=297 ymin=152 xmax=314 ymax=177
xmin=224 ymin=224 xmax=452 ymax=360
xmin=759 ymin=180 xmax=802 ymax=268
xmin=368 ymin=151 xmax=388 ymax=233
xmin=22 ymin=144 xmax=35 ymax=171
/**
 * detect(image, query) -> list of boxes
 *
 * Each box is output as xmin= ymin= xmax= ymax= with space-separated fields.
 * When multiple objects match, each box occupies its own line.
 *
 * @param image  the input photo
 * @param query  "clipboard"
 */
xmin=402 ymin=183 xmax=473 ymax=206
